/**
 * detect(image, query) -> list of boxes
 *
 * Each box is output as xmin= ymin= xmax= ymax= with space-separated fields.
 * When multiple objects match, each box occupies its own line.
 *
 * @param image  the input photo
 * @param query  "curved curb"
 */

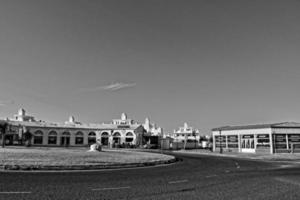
xmin=0 ymin=157 xmax=178 ymax=171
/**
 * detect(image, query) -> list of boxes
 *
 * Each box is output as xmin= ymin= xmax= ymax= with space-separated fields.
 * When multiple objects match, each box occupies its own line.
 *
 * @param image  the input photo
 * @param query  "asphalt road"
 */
xmin=1 ymin=152 xmax=300 ymax=200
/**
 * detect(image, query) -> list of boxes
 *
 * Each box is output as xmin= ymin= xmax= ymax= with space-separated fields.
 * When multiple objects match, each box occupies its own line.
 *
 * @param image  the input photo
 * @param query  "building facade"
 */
xmin=0 ymin=109 xmax=161 ymax=148
xmin=212 ymin=122 xmax=300 ymax=154
xmin=170 ymin=122 xmax=200 ymax=142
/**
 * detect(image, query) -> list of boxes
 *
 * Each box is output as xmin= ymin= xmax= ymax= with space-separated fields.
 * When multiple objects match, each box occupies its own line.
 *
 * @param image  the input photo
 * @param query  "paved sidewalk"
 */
xmin=174 ymin=149 xmax=300 ymax=163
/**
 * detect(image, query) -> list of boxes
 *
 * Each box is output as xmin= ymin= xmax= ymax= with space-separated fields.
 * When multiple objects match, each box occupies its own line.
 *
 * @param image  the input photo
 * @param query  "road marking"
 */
xmin=168 ymin=179 xmax=188 ymax=184
xmin=0 ymin=192 xmax=32 ymax=194
xmin=92 ymin=186 xmax=131 ymax=191
xmin=206 ymin=174 xmax=217 ymax=178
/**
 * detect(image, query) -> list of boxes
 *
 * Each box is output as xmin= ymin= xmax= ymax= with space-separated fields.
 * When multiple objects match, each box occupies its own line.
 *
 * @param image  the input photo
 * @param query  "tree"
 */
xmin=23 ymin=130 xmax=32 ymax=147
xmin=0 ymin=122 xmax=8 ymax=148
xmin=134 ymin=125 xmax=146 ymax=147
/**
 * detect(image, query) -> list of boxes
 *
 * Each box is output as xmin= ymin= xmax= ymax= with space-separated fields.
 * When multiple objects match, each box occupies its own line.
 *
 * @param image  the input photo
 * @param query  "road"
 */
xmin=1 ymin=152 xmax=300 ymax=200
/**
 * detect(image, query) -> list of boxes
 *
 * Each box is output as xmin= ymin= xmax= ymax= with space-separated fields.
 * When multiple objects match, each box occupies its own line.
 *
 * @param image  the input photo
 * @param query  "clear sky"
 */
xmin=0 ymin=0 xmax=300 ymax=134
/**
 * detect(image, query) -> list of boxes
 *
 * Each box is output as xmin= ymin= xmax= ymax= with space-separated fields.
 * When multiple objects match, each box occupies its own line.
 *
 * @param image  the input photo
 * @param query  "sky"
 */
xmin=0 ymin=0 xmax=300 ymax=134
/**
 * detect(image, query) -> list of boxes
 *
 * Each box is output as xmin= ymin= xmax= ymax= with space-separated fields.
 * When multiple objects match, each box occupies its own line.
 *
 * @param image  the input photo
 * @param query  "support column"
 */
xmin=238 ymin=134 xmax=241 ymax=153
xmin=57 ymin=132 xmax=62 ymax=146
xmin=96 ymin=131 xmax=101 ymax=143
xmin=83 ymin=131 xmax=88 ymax=145
xmin=213 ymin=135 xmax=216 ymax=152
xmin=254 ymin=134 xmax=257 ymax=152
xmin=120 ymin=130 xmax=126 ymax=144
xmin=69 ymin=132 xmax=75 ymax=146
xmin=286 ymin=134 xmax=289 ymax=150
xmin=269 ymin=132 xmax=274 ymax=154
xmin=43 ymin=132 xmax=48 ymax=145
xmin=109 ymin=133 xmax=113 ymax=148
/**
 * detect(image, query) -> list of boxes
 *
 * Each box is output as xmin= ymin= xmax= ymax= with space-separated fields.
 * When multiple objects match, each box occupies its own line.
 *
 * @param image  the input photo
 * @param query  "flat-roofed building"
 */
xmin=212 ymin=122 xmax=300 ymax=154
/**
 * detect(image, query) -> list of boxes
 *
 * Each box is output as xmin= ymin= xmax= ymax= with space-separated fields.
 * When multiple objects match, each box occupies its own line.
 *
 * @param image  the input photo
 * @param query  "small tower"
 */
xmin=14 ymin=108 xmax=35 ymax=122
xmin=18 ymin=108 xmax=26 ymax=116
xmin=121 ymin=113 xmax=127 ymax=121
xmin=69 ymin=116 xmax=75 ymax=123
xmin=144 ymin=117 xmax=150 ymax=131
xmin=184 ymin=122 xmax=188 ymax=130
xmin=145 ymin=117 xmax=150 ymax=125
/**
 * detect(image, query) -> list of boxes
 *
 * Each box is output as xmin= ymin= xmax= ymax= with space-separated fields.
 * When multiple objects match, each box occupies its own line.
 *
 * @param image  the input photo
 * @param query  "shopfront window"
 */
xmin=241 ymin=135 xmax=254 ymax=149
xmin=274 ymin=134 xmax=287 ymax=149
xmin=215 ymin=135 xmax=226 ymax=148
xmin=288 ymin=134 xmax=300 ymax=149
xmin=227 ymin=135 xmax=238 ymax=148
xmin=256 ymin=134 xmax=270 ymax=148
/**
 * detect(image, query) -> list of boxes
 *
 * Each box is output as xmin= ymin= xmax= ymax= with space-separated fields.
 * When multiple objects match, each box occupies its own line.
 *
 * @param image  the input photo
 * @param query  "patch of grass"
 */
xmin=0 ymin=147 xmax=174 ymax=166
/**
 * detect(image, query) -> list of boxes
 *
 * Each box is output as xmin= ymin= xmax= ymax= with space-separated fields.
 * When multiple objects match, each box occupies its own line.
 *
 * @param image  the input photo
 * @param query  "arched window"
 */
xmin=113 ymin=132 xmax=121 ymax=144
xmin=125 ymin=132 xmax=134 ymax=143
xmin=101 ymin=132 xmax=109 ymax=145
xmin=88 ymin=132 xmax=96 ymax=144
xmin=48 ymin=131 xmax=57 ymax=145
xmin=33 ymin=130 xmax=43 ymax=144
xmin=62 ymin=132 xmax=71 ymax=136
xmin=75 ymin=132 xmax=84 ymax=145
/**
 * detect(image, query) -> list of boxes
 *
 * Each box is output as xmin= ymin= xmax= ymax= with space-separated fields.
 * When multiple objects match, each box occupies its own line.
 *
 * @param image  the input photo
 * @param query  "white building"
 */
xmin=143 ymin=117 xmax=163 ymax=136
xmin=212 ymin=122 xmax=300 ymax=154
xmin=171 ymin=122 xmax=200 ymax=142
xmin=0 ymin=109 xmax=161 ymax=148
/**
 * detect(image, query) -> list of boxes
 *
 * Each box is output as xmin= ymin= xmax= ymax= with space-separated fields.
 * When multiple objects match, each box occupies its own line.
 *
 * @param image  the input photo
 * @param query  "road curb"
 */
xmin=0 ymin=157 xmax=177 ymax=171
xmin=174 ymin=150 xmax=300 ymax=163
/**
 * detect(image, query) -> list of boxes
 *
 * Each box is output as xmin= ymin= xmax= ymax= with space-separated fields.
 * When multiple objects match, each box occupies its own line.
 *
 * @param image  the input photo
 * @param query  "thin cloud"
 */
xmin=81 ymin=82 xmax=136 ymax=92
xmin=101 ymin=82 xmax=136 ymax=91
xmin=0 ymin=100 xmax=15 ymax=106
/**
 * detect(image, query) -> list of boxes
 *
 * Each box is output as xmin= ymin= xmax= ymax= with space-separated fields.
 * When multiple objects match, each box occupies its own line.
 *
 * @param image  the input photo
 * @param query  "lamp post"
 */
xmin=219 ymin=129 xmax=223 ymax=154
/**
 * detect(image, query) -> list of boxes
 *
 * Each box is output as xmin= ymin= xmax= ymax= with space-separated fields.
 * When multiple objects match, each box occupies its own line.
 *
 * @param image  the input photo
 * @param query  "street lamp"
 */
xmin=219 ymin=129 xmax=223 ymax=154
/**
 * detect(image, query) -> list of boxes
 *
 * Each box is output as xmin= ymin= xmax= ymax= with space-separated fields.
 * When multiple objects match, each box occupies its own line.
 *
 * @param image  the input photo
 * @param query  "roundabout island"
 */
xmin=0 ymin=147 xmax=175 ymax=171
